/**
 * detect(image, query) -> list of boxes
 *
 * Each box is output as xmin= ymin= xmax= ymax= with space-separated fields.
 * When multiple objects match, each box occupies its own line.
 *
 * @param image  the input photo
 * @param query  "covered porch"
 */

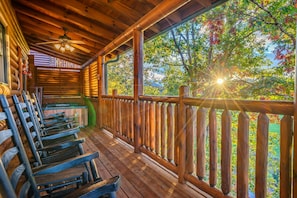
xmin=0 ymin=0 xmax=296 ymax=197
xmin=81 ymin=127 xmax=209 ymax=197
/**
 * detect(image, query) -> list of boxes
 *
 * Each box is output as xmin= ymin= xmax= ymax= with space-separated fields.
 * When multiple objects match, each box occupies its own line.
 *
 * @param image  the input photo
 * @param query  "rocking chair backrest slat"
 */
xmin=0 ymin=160 xmax=17 ymax=198
xmin=13 ymin=95 xmax=43 ymax=166
xmin=2 ymin=147 xmax=19 ymax=168
xmin=0 ymin=112 xmax=7 ymax=120
xmin=31 ymin=92 xmax=46 ymax=122
xmin=0 ymin=129 xmax=13 ymax=144
xmin=22 ymin=92 xmax=45 ymax=127
xmin=0 ymin=94 xmax=39 ymax=197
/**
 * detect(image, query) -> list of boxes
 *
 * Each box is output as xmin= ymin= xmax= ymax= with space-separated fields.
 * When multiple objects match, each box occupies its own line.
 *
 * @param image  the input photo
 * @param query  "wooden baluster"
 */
xmin=129 ymin=101 xmax=133 ymax=141
xmin=126 ymin=101 xmax=129 ymax=138
xmin=108 ymin=99 xmax=111 ymax=128
xmin=155 ymin=102 xmax=161 ymax=155
xmin=150 ymin=102 xmax=156 ymax=152
xmin=186 ymin=106 xmax=194 ymax=174
xmin=103 ymin=99 xmax=106 ymax=127
xmin=126 ymin=100 xmax=129 ymax=137
xmin=134 ymin=99 xmax=141 ymax=153
xmin=178 ymin=86 xmax=188 ymax=184
xmin=280 ymin=115 xmax=293 ymax=198
xmin=141 ymin=101 xmax=145 ymax=146
xmin=123 ymin=100 xmax=127 ymax=136
xmin=119 ymin=100 xmax=122 ymax=135
xmin=167 ymin=103 xmax=174 ymax=162
xmin=175 ymin=104 xmax=179 ymax=165
xmin=221 ymin=109 xmax=232 ymax=195
xmin=131 ymin=101 xmax=134 ymax=142
xmin=209 ymin=108 xmax=217 ymax=187
xmin=112 ymin=90 xmax=117 ymax=137
xmin=197 ymin=107 xmax=206 ymax=180
xmin=255 ymin=113 xmax=269 ymax=198
xmin=161 ymin=103 xmax=166 ymax=158
xmin=123 ymin=100 xmax=126 ymax=136
xmin=115 ymin=98 xmax=119 ymax=134
xmin=237 ymin=112 xmax=249 ymax=198
xmin=145 ymin=102 xmax=150 ymax=148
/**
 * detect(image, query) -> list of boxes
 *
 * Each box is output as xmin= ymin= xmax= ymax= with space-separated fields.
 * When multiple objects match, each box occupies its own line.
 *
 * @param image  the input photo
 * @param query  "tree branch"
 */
xmin=249 ymin=0 xmax=296 ymax=49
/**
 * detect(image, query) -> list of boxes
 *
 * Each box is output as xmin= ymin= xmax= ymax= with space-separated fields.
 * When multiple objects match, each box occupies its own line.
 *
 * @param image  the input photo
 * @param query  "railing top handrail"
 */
xmin=184 ymin=97 xmax=294 ymax=115
xmin=139 ymin=95 xmax=179 ymax=103
xmin=102 ymin=95 xmax=134 ymax=100
xmin=102 ymin=94 xmax=294 ymax=115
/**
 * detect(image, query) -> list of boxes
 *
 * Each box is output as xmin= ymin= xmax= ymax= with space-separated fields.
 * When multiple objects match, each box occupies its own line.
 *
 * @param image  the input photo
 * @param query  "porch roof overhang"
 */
xmin=11 ymin=0 xmax=227 ymax=66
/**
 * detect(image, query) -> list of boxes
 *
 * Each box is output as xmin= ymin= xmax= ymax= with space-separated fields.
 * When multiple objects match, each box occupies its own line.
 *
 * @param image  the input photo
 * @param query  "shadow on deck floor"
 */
xmin=80 ymin=127 xmax=211 ymax=198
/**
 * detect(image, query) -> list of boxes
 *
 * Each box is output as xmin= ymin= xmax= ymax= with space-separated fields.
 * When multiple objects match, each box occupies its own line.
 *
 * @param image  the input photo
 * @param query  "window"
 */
xmin=0 ymin=22 xmax=7 ymax=83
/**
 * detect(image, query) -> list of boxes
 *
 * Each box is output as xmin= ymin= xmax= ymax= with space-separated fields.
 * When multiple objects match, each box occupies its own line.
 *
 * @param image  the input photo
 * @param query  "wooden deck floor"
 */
xmin=80 ymin=127 xmax=210 ymax=198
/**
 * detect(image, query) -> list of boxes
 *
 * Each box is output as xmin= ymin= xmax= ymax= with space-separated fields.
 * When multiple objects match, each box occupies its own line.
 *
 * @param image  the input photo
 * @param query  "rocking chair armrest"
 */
xmin=44 ymin=112 xmax=65 ymax=119
xmin=37 ymin=138 xmax=85 ymax=152
xmin=33 ymin=152 xmax=99 ymax=176
xmin=64 ymin=175 xmax=121 ymax=198
xmin=43 ymin=121 xmax=73 ymax=130
xmin=41 ymin=127 xmax=80 ymax=140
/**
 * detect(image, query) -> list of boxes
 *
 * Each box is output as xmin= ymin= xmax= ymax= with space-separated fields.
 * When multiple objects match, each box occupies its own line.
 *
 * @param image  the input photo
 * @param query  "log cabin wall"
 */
xmin=34 ymin=66 xmax=83 ymax=105
xmin=0 ymin=0 xmax=29 ymax=95
xmin=82 ymin=61 xmax=99 ymax=126
xmin=0 ymin=0 xmax=29 ymax=132
xmin=0 ymin=1 xmax=33 ymax=183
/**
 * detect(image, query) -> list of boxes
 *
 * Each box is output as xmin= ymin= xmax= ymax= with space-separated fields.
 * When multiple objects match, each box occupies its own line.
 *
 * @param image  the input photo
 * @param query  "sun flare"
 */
xmin=216 ymin=78 xmax=224 ymax=85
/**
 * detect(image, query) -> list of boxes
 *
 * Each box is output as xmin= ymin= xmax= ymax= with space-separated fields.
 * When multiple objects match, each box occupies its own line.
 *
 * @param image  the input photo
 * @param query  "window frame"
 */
xmin=0 ymin=22 xmax=8 ymax=84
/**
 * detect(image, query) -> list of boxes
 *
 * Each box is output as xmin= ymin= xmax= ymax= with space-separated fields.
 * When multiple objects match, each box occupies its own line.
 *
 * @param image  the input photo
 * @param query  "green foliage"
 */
xmin=107 ymin=51 xmax=133 ymax=95
xmin=143 ymin=0 xmax=296 ymax=100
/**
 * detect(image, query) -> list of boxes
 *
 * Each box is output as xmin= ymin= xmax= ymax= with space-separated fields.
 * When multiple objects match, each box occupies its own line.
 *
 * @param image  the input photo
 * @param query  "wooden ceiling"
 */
xmin=11 ymin=0 xmax=225 ymax=66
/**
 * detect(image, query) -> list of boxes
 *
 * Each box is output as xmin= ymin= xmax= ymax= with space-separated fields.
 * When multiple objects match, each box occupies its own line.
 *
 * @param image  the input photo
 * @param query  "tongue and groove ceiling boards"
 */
xmin=11 ymin=0 xmax=225 ymax=66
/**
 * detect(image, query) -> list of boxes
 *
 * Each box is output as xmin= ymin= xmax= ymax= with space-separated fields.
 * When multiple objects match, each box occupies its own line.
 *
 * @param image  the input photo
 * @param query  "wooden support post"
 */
xmin=133 ymin=28 xmax=143 ymax=153
xmin=293 ymin=17 xmax=297 ymax=197
xmin=178 ymin=85 xmax=189 ymax=184
xmin=97 ymin=55 xmax=104 ymax=128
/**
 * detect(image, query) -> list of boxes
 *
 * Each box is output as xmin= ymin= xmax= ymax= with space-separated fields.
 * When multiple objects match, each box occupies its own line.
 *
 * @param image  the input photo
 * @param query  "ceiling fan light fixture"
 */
xmin=54 ymin=43 xmax=61 ymax=49
xmin=70 ymin=46 xmax=75 ymax=52
xmin=60 ymin=47 xmax=65 ymax=52
xmin=65 ymin=43 xmax=70 ymax=50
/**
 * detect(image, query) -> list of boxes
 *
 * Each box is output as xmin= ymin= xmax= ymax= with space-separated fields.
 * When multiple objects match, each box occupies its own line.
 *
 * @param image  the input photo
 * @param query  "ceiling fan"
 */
xmin=35 ymin=28 xmax=90 ymax=53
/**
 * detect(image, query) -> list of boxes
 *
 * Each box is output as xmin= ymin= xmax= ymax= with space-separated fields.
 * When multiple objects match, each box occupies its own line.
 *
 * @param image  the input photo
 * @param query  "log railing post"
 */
xmin=280 ymin=115 xmax=293 ymax=198
xmin=112 ymin=89 xmax=117 ymax=138
xmin=237 ymin=112 xmax=249 ymax=198
xmin=133 ymin=28 xmax=143 ymax=153
xmin=178 ymin=85 xmax=189 ymax=184
xmin=221 ymin=109 xmax=232 ymax=195
xmin=255 ymin=113 xmax=269 ymax=197
xmin=209 ymin=108 xmax=217 ymax=187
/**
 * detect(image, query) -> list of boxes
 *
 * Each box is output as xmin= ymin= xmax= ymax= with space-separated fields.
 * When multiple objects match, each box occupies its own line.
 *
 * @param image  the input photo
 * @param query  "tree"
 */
xmin=144 ymin=0 xmax=296 ymax=100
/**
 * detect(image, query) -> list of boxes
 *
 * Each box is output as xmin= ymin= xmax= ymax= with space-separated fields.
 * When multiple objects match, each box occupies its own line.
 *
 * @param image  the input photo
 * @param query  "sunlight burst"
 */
xmin=216 ymin=78 xmax=224 ymax=85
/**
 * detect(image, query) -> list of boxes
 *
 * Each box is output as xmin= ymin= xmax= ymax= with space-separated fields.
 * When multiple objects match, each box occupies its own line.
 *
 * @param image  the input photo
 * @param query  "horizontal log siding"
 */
xmin=0 ymin=1 xmax=29 ymax=94
xmin=35 ymin=67 xmax=81 ymax=96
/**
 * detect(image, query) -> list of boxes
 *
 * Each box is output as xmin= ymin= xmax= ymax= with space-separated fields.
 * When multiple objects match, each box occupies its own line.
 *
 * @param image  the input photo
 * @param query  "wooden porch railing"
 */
xmin=101 ymin=86 xmax=293 ymax=198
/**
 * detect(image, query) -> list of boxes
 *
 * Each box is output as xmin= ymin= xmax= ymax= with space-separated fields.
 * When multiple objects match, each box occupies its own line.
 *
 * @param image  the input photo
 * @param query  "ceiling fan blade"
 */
xmin=71 ymin=44 xmax=91 ymax=53
xmin=35 ymin=41 xmax=60 ymax=45
xmin=68 ymin=40 xmax=85 ymax=44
